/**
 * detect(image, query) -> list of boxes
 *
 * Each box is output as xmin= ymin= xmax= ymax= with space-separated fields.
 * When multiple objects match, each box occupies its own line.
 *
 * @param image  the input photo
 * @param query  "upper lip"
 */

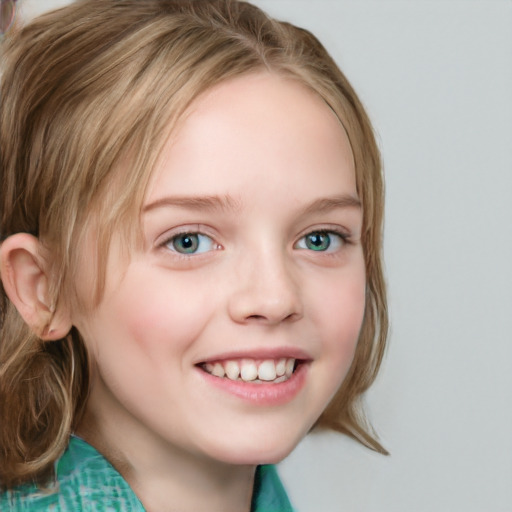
xmin=195 ymin=346 xmax=312 ymax=365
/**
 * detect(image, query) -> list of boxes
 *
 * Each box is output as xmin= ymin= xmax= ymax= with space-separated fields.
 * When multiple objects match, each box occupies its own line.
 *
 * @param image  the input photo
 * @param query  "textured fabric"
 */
xmin=0 ymin=436 xmax=294 ymax=511
xmin=250 ymin=463 xmax=294 ymax=512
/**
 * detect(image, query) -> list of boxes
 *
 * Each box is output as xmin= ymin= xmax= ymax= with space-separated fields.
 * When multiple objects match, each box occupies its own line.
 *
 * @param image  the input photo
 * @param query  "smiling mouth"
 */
xmin=198 ymin=357 xmax=301 ymax=384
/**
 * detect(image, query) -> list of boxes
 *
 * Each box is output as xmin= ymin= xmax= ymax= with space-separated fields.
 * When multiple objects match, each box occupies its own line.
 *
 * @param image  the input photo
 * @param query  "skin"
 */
xmin=1 ymin=71 xmax=366 ymax=512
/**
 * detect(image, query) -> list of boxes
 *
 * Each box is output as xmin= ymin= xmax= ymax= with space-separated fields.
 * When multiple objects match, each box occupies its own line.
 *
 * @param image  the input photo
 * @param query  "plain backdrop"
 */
xmin=18 ymin=1 xmax=512 ymax=511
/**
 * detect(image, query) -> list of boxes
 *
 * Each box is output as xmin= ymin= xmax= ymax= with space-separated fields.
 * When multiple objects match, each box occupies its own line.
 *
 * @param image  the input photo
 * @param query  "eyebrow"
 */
xmin=142 ymin=193 xmax=361 ymax=215
xmin=298 ymin=194 xmax=362 ymax=217
xmin=143 ymin=194 xmax=241 ymax=213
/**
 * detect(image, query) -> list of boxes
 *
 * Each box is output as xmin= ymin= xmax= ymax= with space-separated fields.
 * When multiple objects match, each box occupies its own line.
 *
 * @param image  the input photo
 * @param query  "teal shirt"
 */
xmin=1 ymin=437 xmax=294 ymax=511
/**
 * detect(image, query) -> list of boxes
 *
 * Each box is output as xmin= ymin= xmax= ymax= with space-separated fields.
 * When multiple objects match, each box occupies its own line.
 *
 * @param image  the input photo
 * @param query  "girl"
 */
xmin=0 ymin=0 xmax=388 ymax=510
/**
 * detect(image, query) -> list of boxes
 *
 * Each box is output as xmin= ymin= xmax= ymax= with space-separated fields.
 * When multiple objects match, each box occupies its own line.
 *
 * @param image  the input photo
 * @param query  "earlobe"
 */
xmin=0 ymin=233 xmax=71 ymax=340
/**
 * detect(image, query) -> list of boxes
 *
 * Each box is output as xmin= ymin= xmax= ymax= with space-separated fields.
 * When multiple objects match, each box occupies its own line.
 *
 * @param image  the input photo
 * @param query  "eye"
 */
xmin=165 ymin=232 xmax=217 ymax=255
xmin=295 ymin=231 xmax=345 ymax=252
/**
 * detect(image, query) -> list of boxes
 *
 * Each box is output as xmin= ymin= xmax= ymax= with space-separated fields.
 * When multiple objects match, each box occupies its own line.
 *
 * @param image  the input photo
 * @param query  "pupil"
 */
xmin=177 ymin=234 xmax=198 ymax=253
xmin=307 ymin=233 xmax=329 ymax=251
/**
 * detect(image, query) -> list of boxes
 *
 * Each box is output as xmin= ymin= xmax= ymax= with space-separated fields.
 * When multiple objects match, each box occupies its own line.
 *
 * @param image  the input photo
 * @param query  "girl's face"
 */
xmin=74 ymin=72 xmax=366 ymax=465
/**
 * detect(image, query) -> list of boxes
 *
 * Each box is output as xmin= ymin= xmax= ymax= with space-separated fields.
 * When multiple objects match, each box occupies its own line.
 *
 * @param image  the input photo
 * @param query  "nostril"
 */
xmin=245 ymin=311 xmax=301 ymax=324
xmin=284 ymin=312 xmax=300 ymax=322
xmin=246 ymin=314 xmax=266 ymax=321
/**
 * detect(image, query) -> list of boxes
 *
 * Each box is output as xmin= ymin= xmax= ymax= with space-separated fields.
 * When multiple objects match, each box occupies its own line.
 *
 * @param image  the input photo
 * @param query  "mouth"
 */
xmin=197 ymin=357 xmax=303 ymax=385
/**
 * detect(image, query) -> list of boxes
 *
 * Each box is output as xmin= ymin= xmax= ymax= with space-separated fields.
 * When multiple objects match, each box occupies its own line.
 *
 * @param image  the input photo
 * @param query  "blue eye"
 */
xmin=296 ymin=231 xmax=345 ymax=252
xmin=167 ymin=233 xmax=216 ymax=255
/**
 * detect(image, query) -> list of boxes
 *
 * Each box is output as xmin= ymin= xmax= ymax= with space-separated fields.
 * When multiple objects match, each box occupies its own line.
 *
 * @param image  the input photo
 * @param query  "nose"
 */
xmin=227 ymin=249 xmax=303 ymax=325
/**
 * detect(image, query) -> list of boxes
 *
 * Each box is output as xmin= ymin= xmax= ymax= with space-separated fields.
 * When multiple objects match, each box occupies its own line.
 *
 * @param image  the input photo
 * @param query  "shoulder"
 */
xmin=252 ymin=464 xmax=295 ymax=512
xmin=0 ymin=436 xmax=145 ymax=511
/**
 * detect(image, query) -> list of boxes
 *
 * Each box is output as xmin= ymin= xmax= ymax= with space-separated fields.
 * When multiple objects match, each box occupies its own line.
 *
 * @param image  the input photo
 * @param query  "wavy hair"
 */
xmin=0 ymin=0 xmax=388 ymax=489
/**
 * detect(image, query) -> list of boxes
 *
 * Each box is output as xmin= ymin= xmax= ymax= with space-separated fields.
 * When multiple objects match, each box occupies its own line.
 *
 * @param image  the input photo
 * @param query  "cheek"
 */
xmin=316 ymin=269 xmax=366 ymax=336
xmin=107 ymin=267 xmax=216 ymax=354
xmin=309 ymin=265 xmax=366 ymax=372
xmin=331 ymin=279 xmax=366 ymax=348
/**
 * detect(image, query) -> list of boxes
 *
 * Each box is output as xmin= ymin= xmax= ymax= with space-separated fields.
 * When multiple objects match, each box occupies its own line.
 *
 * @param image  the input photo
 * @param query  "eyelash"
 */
xmin=294 ymin=228 xmax=351 ymax=254
xmin=159 ymin=227 xmax=351 ymax=258
xmin=160 ymin=230 xmax=220 ymax=257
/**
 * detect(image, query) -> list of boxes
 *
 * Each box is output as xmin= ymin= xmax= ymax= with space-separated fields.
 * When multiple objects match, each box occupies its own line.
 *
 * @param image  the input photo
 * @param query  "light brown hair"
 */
xmin=0 ymin=0 xmax=388 ymax=489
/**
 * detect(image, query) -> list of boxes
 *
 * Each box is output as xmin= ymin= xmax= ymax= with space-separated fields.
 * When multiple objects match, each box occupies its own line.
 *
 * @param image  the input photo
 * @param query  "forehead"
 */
xmin=145 ymin=71 xmax=356 ymax=208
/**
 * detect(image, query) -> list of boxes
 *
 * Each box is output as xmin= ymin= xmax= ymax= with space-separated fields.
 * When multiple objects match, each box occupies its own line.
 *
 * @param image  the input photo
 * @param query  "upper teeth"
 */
xmin=203 ymin=358 xmax=296 ymax=383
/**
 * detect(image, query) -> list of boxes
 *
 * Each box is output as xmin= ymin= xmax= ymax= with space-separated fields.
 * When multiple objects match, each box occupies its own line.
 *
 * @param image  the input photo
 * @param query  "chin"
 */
xmin=198 ymin=427 xmax=308 ymax=466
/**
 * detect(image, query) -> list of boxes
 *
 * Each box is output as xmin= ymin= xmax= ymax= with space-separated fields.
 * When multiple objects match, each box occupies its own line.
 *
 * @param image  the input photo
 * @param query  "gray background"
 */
xmin=19 ymin=1 xmax=512 ymax=511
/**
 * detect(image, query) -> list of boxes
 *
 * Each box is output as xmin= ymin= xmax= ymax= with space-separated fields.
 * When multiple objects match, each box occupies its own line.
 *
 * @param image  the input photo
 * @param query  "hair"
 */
xmin=0 ymin=0 xmax=388 ymax=489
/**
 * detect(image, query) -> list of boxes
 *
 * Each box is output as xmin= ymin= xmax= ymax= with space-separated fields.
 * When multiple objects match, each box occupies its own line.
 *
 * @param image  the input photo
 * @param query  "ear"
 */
xmin=0 ymin=233 xmax=71 ymax=340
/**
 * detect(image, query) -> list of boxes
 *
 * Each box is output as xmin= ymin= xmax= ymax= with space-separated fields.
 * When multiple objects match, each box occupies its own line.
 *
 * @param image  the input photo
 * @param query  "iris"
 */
xmin=168 ymin=233 xmax=215 ymax=254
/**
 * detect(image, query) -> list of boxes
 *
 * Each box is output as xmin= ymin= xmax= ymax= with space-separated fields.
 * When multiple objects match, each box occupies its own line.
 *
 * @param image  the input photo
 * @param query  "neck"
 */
xmin=124 ymin=443 xmax=256 ymax=512
xmin=77 ymin=383 xmax=256 ymax=512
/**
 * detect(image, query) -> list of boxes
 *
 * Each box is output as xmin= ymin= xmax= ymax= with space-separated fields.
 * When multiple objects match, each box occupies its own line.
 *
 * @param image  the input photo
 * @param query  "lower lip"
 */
xmin=197 ymin=363 xmax=309 ymax=406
